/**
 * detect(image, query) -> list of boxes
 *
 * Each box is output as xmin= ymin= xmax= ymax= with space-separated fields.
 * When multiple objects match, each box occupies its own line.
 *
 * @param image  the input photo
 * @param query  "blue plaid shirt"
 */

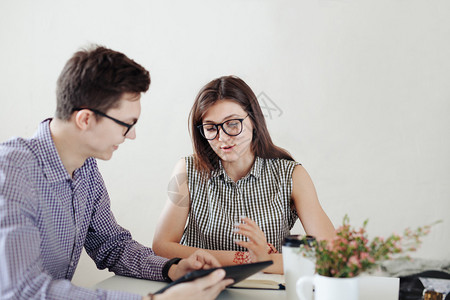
xmin=0 ymin=119 xmax=168 ymax=299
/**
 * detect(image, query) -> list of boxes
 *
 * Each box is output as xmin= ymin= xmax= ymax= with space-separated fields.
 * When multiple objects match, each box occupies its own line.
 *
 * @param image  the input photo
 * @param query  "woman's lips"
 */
xmin=220 ymin=145 xmax=235 ymax=152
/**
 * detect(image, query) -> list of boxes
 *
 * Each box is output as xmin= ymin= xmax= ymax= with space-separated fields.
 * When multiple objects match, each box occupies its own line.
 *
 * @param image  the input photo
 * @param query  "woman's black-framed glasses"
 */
xmin=197 ymin=115 xmax=249 ymax=140
xmin=73 ymin=108 xmax=137 ymax=136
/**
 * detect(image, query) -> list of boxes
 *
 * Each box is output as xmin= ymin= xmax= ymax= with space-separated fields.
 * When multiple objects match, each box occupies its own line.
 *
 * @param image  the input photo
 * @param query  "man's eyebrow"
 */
xmin=123 ymin=117 xmax=138 ymax=124
xmin=203 ymin=114 xmax=241 ymax=123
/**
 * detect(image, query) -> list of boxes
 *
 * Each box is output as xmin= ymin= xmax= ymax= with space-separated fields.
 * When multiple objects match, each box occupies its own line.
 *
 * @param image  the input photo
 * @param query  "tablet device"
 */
xmin=154 ymin=260 xmax=273 ymax=294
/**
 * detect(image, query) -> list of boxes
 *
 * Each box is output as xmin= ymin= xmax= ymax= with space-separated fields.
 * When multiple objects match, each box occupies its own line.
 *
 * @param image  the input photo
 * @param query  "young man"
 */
xmin=0 ymin=46 xmax=232 ymax=299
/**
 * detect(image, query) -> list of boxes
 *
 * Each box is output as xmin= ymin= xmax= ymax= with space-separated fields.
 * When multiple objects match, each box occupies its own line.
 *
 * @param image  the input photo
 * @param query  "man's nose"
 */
xmin=125 ymin=127 xmax=136 ymax=140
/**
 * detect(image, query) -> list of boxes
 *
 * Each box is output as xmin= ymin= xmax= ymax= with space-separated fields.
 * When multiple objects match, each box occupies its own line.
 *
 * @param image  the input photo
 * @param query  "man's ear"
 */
xmin=74 ymin=109 xmax=95 ymax=132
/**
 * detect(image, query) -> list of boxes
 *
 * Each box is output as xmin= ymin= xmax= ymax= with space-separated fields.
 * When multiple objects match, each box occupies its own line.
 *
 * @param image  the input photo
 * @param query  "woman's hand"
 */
xmin=153 ymin=269 xmax=233 ymax=300
xmin=233 ymin=216 xmax=271 ymax=263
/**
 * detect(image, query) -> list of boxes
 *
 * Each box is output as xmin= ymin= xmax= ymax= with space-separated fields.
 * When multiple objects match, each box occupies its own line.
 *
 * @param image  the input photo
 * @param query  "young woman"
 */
xmin=153 ymin=76 xmax=335 ymax=274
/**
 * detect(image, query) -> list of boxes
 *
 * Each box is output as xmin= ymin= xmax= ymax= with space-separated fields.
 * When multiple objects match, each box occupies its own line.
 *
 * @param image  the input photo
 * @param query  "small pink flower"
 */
xmin=340 ymin=237 xmax=349 ymax=244
xmin=349 ymin=255 xmax=361 ymax=267
xmin=360 ymin=252 xmax=369 ymax=260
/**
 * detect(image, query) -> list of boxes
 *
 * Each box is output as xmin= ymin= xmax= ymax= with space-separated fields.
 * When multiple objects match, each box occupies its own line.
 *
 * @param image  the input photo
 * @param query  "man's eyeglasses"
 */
xmin=73 ymin=108 xmax=137 ymax=136
xmin=197 ymin=115 xmax=249 ymax=140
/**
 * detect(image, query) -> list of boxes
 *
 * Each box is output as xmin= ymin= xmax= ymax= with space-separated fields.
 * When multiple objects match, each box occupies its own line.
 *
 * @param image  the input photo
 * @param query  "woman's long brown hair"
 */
xmin=189 ymin=75 xmax=294 ymax=177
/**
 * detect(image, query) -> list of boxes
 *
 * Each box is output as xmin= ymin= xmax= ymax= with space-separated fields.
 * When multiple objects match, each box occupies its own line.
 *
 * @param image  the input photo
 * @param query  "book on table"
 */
xmin=232 ymin=272 xmax=285 ymax=290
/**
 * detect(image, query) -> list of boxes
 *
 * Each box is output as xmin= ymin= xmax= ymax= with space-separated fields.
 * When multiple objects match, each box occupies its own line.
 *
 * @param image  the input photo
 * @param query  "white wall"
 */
xmin=1 ymin=0 xmax=449 ymax=288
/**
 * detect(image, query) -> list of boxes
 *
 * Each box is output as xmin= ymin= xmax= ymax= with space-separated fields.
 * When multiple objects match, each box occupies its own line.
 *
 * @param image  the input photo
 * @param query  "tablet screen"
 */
xmin=154 ymin=260 xmax=273 ymax=294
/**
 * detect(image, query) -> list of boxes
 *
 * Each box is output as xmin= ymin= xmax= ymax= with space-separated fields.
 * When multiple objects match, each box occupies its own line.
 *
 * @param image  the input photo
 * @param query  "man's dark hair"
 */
xmin=55 ymin=45 xmax=150 ymax=120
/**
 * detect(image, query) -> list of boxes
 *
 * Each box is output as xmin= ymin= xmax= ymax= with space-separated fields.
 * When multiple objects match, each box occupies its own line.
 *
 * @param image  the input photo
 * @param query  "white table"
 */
xmin=94 ymin=275 xmax=286 ymax=300
xmin=94 ymin=274 xmax=399 ymax=300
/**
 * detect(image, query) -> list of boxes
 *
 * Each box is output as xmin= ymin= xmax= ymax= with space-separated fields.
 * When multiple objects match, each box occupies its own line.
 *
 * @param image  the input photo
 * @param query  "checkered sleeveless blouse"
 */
xmin=180 ymin=156 xmax=300 ymax=252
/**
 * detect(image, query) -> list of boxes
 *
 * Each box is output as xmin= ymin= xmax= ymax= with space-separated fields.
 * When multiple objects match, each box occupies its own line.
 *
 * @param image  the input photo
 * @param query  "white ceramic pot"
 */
xmin=297 ymin=274 xmax=359 ymax=300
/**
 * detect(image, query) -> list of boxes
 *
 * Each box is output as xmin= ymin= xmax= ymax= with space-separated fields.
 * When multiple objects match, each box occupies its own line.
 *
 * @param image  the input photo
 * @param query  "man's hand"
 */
xmin=168 ymin=249 xmax=221 ymax=281
xmin=150 ymin=269 xmax=233 ymax=300
xmin=145 ymin=251 xmax=233 ymax=300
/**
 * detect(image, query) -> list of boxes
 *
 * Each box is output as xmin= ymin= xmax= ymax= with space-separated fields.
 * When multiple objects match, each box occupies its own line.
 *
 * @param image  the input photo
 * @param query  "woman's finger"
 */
xmin=236 ymin=217 xmax=265 ymax=235
xmin=234 ymin=240 xmax=265 ymax=254
xmin=239 ymin=216 xmax=259 ymax=228
xmin=235 ymin=228 xmax=267 ymax=245
xmin=235 ymin=223 xmax=263 ymax=234
xmin=234 ymin=239 xmax=254 ymax=250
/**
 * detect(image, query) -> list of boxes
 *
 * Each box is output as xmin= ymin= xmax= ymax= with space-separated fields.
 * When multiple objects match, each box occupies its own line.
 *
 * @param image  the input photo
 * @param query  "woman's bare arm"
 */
xmin=291 ymin=165 xmax=336 ymax=241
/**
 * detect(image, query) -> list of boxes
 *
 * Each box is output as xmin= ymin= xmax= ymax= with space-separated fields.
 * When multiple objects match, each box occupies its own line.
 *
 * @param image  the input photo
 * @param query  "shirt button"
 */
xmin=70 ymin=261 xmax=74 ymax=267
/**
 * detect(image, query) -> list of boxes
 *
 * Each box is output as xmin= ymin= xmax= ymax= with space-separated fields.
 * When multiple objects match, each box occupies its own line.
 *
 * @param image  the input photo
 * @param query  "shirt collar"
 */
xmin=211 ymin=156 xmax=263 ymax=183
xmin=248 ymin=156 xmax=263 ymax=179
xmin=33 ymin=119 xmax=71 ymax=183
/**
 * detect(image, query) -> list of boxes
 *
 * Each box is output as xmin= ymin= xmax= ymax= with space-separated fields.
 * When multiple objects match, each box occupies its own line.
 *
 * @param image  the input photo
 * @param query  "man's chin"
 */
xmin=95 ymin=152 xmax=114 ymax=161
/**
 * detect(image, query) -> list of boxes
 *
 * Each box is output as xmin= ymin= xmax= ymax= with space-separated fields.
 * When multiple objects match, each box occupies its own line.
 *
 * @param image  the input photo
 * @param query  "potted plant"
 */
xmin=296 ymin=215 xmax=440 ymax=300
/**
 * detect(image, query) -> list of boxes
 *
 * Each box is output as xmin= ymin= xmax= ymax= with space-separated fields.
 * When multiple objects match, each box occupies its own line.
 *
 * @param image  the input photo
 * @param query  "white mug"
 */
xmin=297 ymin=274 xmax=359 ymax=300
xmin=282 ymin=235 xmax=315 ymax=300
